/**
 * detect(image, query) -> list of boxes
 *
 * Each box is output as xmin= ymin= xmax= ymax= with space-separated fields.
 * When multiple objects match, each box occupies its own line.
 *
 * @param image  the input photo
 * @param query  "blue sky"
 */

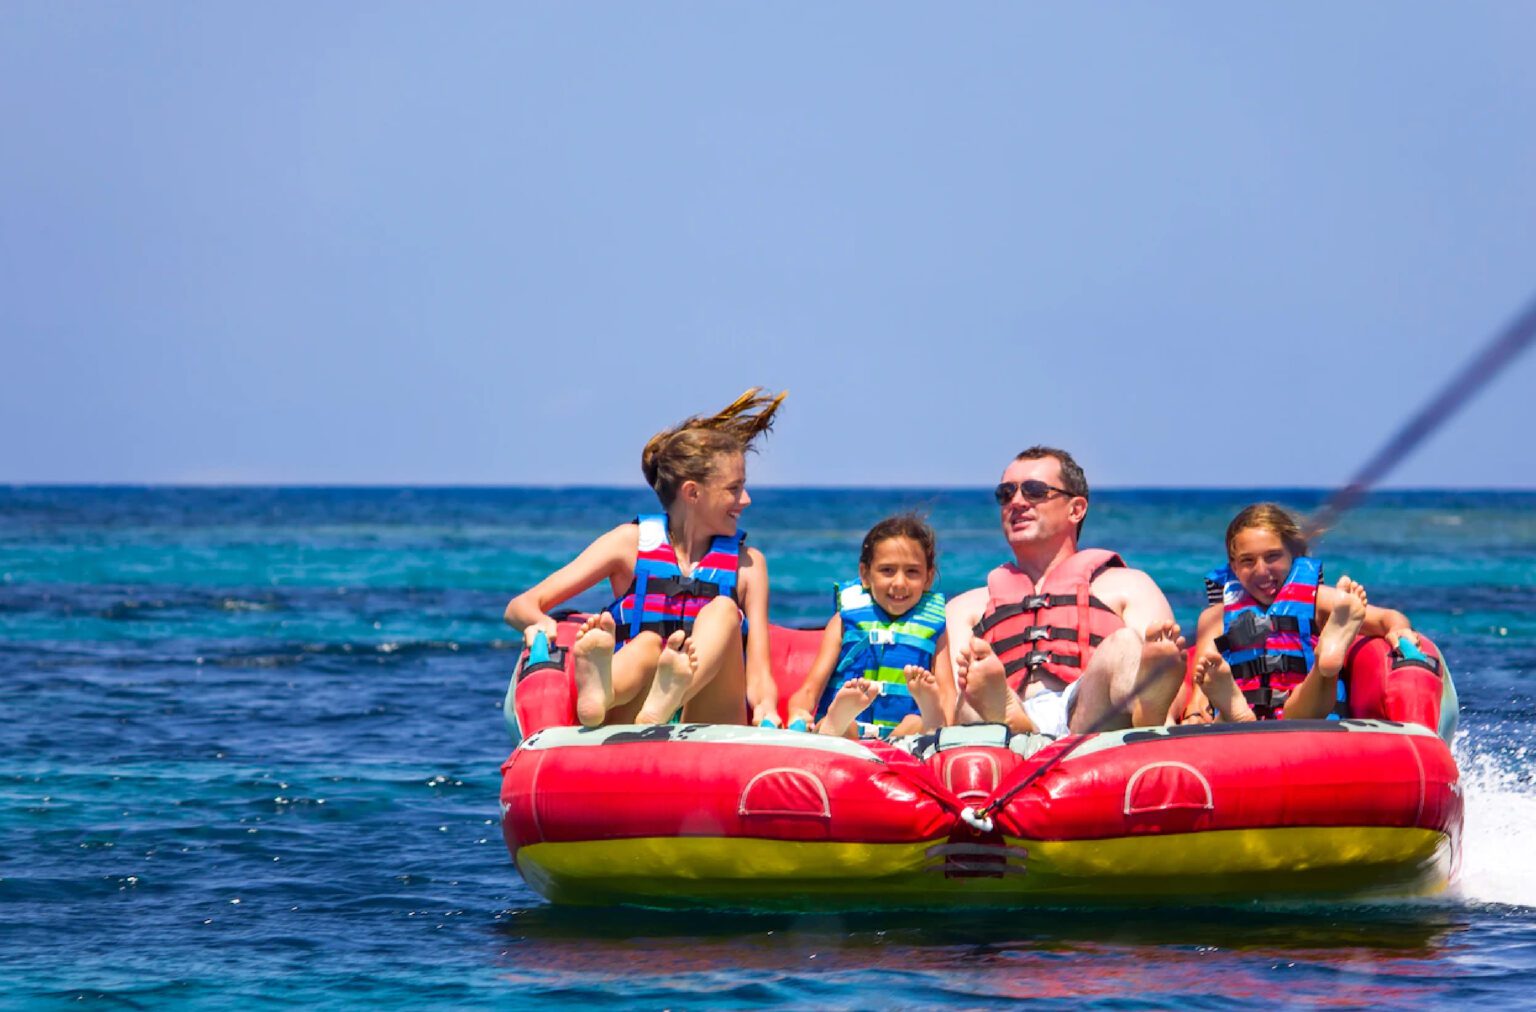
xmin=4 ymin=3 xmax=1534 ymax=488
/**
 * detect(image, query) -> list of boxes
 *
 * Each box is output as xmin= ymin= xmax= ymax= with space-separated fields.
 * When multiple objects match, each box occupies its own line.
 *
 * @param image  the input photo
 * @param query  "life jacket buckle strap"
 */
xmin=1021 ymin=594 xmax=1050 ymax=610
xmin=1222 ymin=610 xmax=1273 ymax=650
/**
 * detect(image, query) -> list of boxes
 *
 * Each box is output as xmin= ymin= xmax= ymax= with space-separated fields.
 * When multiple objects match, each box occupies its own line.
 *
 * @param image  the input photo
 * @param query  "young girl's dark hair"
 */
xmin=859 ymin=513 xmax=938 ymax=573
xmin=1225 ymin=502 xmax=1310 ymax=559
xmin=639 ymin=387 xmax=787 ymax=508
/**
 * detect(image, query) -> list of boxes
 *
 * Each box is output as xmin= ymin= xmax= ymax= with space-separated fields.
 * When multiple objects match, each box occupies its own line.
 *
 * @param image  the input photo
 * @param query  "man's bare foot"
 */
xmin=819 ymin=679 xmax=881 ymax=736
xmin=904 ymin=665 xmax=943 ymax=730
xmin=571 ymin=612 xmax=617 ymax=728
xmin=959 ymin=636 xmax=1010 ymax=724
xmin=635 ymin=630 xmax=693 ymax=725
xmin=1122 ymin=621 xmax=1189 ymax=727
xmin=1141 ymin=621 xmax=1187 ymax=668
xmin=1193 ymin=650 xmax=1255 ymax=722
xmin=1316 ymin=576 xmax=1368 ymax=676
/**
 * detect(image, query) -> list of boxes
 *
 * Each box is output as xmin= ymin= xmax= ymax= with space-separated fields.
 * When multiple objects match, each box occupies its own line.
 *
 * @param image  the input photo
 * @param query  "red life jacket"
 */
xmin=972 ymin=549 xmax=1126 ymax=689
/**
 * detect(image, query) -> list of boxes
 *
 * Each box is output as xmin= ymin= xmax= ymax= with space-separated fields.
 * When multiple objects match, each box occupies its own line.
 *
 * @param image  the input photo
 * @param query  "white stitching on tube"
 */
xmin=738 ymin=767 xmax=831 ymax=818
xmin=1123 ymin=761 xmax=1214 ymax=815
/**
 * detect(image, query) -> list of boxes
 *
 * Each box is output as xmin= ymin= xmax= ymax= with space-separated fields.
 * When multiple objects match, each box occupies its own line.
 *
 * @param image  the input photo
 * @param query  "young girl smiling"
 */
xmin=1184 ymin=503 xmax=1417 ymax=723
xmin=787 ymin=514 xmax=951 ymax=739
xmin=504 ymin=389 xmax=786 ymax=728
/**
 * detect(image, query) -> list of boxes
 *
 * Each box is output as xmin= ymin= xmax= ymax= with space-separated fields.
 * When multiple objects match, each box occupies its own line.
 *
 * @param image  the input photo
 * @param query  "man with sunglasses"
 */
xmin=946 ymin=446 xmax=1186 ymax=737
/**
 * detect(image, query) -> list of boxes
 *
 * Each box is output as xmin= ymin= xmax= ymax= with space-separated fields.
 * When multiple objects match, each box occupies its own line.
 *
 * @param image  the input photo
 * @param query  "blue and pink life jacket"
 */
xmin=607 ymin=514 xmax=742 ymax=647
xmin=1205 ymin=556 xmax=1337 ymax=719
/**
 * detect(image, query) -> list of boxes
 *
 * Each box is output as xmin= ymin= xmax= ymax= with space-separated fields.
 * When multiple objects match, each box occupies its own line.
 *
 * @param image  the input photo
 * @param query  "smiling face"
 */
xmin=858 ymin=536 xmax=934 ymax=617
xmin=1228 ymin=526 xmax=1294 ymax=607
xmin=997 ymin=455 xmax=1085 ymax=555
xmin=682 ymin=451 xmax=750 ymax=537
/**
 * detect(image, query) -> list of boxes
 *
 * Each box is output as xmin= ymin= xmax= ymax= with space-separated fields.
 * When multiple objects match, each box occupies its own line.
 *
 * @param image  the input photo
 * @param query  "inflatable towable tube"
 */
xmin=500 ymin=617 xmax=1461 ymax=909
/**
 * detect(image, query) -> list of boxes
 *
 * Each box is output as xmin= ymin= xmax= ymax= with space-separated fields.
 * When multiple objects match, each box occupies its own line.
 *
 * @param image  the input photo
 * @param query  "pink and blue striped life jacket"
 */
xmin=1205 ymin=556 xmax=1326 ymax=719
xmin=608 ymin=514 xmax=742 ymax=647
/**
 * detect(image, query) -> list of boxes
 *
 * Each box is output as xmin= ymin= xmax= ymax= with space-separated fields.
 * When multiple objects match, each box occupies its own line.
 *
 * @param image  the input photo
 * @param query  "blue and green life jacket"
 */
xmin=607 ymin=514 xmax=743 ymax=649
xmin=816 ymin=581 xmax=947 ymax=736
xmin=1204 ymin=556 xmax=1340 ymax=719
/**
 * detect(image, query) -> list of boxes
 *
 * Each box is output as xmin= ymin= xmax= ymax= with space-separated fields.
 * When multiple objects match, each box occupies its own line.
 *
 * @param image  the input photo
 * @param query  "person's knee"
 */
xmin=1101 ymin=626 xmax=1142 ymax=654
xmin=694 ymin=595 xmax=744 ymax=634
xmin=622 ymin=629 xmax=665 ymax=654
xmin=698 ymin=595 xmax=738 ymax=617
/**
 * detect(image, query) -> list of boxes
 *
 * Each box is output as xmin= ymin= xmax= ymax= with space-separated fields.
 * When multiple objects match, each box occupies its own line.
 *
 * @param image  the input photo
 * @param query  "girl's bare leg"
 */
xmin=635 ymin=631 xmax=692 ymax=725
xmin=904 ymin=665 xmax=945 ymax=731
xmin=571 ymin=613 xmax=616 ymax=728
xmin=670 ymin=597 xmax=749 ymax=724
xmin=1284 ymin=577 xmax=1367 ymax=719
xmin=1192 ymin=651 xmax=1255 ymax=723
xmin=600 ymin=629 xmax=664 ymax=725
xmin=819 ymin=679 xmax=880 ymax=736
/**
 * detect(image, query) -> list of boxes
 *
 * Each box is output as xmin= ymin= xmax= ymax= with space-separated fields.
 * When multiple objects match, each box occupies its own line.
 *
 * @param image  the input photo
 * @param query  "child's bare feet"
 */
xmin=1193 ymin=650 xmax=1255 ymax=722
xmin=958 ymin=636 xmax=1010 ymax=723
xmin=819 ymin=679 xmax=880 ymax=737
xmin=571 ymin=612 xmax=616 ymax=728
xmin=904 ymin=665 xmax=943 ymax=731
xmin=1316 ymin=576 xmax=1368 ymax=676
xmin=636 ymin=630 xmax=693 ymax=725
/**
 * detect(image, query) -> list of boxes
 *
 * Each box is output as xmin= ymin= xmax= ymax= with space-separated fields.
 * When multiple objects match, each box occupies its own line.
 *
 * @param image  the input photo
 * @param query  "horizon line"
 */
xmin=6 ymin=481 xmax=1536 ymax=494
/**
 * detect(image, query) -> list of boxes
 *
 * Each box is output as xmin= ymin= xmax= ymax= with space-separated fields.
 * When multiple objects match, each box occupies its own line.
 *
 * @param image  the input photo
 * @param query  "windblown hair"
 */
xmin=859 ymin=513 xmax=938 ymax=574
xmin=1014 ymin=445 xmax=1089 ymax=536
xmin=640 ymin=388 xmax=787 ymax=507
xmin=1225 ymin=502 xmax=1310 ymax=560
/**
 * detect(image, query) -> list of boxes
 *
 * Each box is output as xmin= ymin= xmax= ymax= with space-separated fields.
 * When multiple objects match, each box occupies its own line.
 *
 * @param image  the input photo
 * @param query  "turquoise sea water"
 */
xmin=2 ymin=486 xmax=1534 ymax=1008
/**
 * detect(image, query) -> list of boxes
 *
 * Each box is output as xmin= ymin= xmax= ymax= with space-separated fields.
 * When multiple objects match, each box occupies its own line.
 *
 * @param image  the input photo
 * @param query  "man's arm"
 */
xmin=1095 ymin=567 xmax=1178 ymax=635
xmin=944 ymin=586 xmax=988 ymax=668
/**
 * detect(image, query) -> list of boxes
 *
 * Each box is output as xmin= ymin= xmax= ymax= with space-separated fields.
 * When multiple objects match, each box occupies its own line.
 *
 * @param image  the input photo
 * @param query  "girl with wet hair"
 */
xmin=505 ymin=388 xmax=787 ymax=728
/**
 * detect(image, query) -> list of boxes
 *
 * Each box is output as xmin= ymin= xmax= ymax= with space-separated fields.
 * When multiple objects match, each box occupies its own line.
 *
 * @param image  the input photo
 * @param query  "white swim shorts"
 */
xmin=1021 ymin=679 xmax=1080 ymax=738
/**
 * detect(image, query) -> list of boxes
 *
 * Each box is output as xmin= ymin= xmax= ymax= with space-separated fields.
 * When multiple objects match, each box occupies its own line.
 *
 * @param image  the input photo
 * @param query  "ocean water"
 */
xmin=2 ymin=486 xmax=1534 ymax=1009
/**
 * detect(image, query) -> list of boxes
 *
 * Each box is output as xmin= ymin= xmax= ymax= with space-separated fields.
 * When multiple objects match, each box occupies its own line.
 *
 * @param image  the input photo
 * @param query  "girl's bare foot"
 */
xmin=1316 ymin=576 xmax=1368 ymax=676
xmin=904 ymin=665 xmax=944 ymax=731
xmin=571 ymin=612 xmax=616 ymax=727
xmin=1193 ymin=650 xmax=1255 ymax=723
xmin=820 ymin=679 xmax=880 ymax=737
xmin=636 ymin=630 xmax=693 ymax=725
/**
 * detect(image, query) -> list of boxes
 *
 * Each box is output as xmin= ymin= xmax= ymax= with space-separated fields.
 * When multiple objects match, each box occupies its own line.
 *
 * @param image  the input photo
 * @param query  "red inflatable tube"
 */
xmin=499 ymin=617 xmax=1461 ymax=908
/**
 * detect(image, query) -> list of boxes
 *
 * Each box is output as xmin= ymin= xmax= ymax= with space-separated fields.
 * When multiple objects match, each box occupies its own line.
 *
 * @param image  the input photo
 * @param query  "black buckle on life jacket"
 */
xmin=646 ymin=575 xmax=721 ymax=599
xmin=1023 ymin=649 xmax=1052 ymax=670
xmin=1021 ymin=594 xmax=1050 ymax=611
xmin=1219 ymin=611 xmax=1273 ymax=652
xmin=1244 ymin=685 xmax=1289 ymax=719
xmin=1232 ymin=653 xmax=1308 ymax=680
xmin=1024 ymin=625 xmax=1051 ymax=642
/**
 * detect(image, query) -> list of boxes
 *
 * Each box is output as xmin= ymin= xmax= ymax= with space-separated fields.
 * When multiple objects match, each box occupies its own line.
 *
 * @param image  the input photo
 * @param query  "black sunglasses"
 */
xmin=993 ymin=480 xmax=1074 ymax=506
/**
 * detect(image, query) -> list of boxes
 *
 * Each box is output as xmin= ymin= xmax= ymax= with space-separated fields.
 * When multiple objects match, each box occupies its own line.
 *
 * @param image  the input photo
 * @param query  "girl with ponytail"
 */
xmin=505 ymin=389 xmax=787 ymax=728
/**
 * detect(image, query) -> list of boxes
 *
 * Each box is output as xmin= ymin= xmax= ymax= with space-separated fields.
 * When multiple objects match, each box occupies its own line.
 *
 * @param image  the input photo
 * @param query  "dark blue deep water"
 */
xmin=3 ymin=486 xmax=1534 ymax=1008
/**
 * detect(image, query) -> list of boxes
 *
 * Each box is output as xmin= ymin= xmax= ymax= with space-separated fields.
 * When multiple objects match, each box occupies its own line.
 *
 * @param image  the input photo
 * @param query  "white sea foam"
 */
xmin=1453 ymin=734 xmax=1536 ymax=908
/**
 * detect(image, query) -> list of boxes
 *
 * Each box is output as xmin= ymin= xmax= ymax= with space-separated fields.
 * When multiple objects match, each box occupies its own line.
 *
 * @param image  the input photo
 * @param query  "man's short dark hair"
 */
xmin=1014 ymin=445 xmax=1089 ymax=536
